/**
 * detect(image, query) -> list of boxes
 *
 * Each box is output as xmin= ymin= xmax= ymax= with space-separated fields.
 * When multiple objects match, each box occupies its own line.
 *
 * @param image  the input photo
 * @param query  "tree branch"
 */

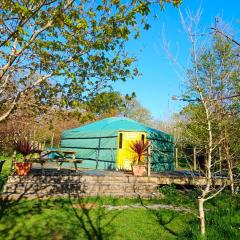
xmin=0 ymin=73 xmax=52 ymax=122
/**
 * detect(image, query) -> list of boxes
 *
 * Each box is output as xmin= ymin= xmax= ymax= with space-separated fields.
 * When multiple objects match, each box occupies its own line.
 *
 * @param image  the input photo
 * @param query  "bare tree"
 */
xmin=162 ymin=8 xmax=240 ymax=235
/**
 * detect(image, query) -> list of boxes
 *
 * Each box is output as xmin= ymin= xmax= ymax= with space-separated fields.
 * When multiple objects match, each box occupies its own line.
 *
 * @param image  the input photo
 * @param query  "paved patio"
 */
xmin=29 ymin=162 xmax=202 ymax=177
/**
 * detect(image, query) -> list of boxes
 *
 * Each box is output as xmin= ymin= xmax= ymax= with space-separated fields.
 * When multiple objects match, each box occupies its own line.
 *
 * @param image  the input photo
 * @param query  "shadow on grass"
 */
xmin=0 ymin=173 xmax=125 ymax=240
xmin=0 ymin=197 xmax=123 ymax=239
xmin=67 ymin=193 xmax=124 ymax=240
xmin=136 ymin=195 xmax=180 ymax=238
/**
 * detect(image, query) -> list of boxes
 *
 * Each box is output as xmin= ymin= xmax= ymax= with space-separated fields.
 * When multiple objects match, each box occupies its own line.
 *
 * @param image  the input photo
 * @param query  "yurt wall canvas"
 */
xmin=61 ymin=117 xmax=174 ymax=171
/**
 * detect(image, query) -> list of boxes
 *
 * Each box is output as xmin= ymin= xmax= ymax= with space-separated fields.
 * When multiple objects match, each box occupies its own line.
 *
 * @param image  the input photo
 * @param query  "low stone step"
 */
xmin=2 ymin=174 xmax=163 ymax=199
xmin=3 ymin=183 xmax=158 ymax=194
xmin=6 ymin=175 xmax=162 ymax=184
xmin=2 ymin=170 xmax=233 ymax=199
xmin=1 ymin=191 xmax=161 ymax=201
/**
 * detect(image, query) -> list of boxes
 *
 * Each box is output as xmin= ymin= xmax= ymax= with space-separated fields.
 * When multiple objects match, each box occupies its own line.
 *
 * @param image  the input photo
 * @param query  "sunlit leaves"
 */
xmin=0 ymin=0 xmax=182 ymax=120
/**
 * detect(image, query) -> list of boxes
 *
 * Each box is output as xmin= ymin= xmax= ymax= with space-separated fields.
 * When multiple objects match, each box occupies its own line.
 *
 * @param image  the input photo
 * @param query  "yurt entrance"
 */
xmin=116 ymin=131 xmax=147 ymax=170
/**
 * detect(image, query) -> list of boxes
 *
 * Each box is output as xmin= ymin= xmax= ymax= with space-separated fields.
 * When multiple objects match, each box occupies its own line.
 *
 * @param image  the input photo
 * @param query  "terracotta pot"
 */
xmin=132 ymin=165 xmax=146 ymax=176
xmin=15 ymin=162 xmax=32 ymax=176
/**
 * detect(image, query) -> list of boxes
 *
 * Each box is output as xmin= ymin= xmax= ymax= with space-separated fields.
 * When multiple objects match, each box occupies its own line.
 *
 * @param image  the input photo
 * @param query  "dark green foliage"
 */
xmin=159 ymin=184 xmax=178 ymax=197
xmin=159 ymin=185 xmax=199 ymax=208
xmin=85 ymin=91 xmax=124 ymax=120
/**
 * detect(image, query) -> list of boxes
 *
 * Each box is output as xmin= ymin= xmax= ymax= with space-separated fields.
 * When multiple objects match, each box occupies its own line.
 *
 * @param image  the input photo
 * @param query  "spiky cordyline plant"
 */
xmin=129 ymin=140 xmax=149 ymax=165
xmin=14 ymin=138 xmax=37 ymax=161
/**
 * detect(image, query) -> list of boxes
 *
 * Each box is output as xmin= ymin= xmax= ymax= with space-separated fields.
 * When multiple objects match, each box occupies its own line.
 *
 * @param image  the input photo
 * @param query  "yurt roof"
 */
xmin=62 ymin=117 xmax=173 ymax=142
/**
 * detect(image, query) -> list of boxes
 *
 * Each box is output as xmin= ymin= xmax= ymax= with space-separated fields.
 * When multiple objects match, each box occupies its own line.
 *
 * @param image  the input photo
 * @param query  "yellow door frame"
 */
xmin=116 ymin=131 xmax=147 ymax=170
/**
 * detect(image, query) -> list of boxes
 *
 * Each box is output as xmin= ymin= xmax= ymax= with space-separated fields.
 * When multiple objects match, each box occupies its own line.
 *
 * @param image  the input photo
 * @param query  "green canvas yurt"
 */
xmin=61 ymin=117 xmax=174 ymax=171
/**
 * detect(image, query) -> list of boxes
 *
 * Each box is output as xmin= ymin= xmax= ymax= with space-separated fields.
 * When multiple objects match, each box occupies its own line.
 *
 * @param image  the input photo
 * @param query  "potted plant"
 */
xmin=14 ymin=138 xmax=36 ymax=176
xmin=129 ymin=140 xmax=149 ymax=176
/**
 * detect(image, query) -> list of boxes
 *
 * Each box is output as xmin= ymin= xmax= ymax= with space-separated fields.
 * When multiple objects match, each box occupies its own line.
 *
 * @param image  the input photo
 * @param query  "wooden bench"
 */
xmin=52 ymin=158 xmax=83 ymax=171
xmin=27 ymin=150 xmax=82 ymax=174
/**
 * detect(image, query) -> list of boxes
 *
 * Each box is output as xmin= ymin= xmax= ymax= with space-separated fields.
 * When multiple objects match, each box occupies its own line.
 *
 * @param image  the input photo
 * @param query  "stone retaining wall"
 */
xmin=1 ymin=174 xmax=232 ymax=200
xmin=2 ymin=175 xmax=161 ymax=199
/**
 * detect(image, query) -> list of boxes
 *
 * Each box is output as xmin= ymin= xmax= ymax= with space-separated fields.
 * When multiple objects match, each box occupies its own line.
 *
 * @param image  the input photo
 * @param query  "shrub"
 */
xmin=14 ymin=138 xmax=38 ymax=161
xmin=129 ymin=140 xmax=149 ymax=165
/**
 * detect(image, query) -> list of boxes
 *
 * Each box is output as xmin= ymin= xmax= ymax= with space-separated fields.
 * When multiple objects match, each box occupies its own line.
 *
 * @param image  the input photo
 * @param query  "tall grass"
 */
xmin=177 ymin=191 xmax=240 ymax=240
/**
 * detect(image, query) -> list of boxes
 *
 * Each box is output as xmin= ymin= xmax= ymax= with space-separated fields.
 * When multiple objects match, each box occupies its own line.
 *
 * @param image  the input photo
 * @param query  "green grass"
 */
xmin=0 ymin=197 xmax=193 ymax=240
xmin=0 ymin=155 xmax=12 ymax=175
xmin=0 ymin=189 xmax=239 ymax=240
xmin=0 ymin=155 xmax=12 ymax=191
xmin=0 ymin=154 xmax=239 ymax=239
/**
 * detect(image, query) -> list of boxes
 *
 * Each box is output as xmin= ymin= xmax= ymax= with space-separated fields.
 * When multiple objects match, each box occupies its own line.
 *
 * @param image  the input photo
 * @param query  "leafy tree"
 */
xmin=179 ymin=35 xmax=240 ymax=191
xmin=83 ymin=91 xmax=123 ymax=120
xmin=168 ymin=11 xmax=240 ymax=235
xmin=120 ymin=95 xmax=152 ymax=124
xmin=0 ymin=0 xmax=181 ymax=122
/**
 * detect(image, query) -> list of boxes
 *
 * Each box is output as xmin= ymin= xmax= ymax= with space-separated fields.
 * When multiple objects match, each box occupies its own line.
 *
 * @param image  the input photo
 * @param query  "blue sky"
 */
xmin=113 ymin=0 xmax=240 ymax=120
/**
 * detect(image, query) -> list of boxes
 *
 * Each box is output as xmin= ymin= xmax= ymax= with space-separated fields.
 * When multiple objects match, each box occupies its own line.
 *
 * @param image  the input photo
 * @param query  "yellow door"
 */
xmin=116 ymin=131 xmax=147 ymax=170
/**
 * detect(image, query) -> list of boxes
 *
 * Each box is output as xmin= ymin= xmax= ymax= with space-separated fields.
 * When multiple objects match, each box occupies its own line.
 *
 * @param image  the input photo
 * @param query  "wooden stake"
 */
xmin=193 ymin=146 xmax=197 ymax=171
xmin=43 ymin=138 xmax=46 ymax=150
xmin=51 ymin=133 xmax=54 ymax=148
xmin=11 ymin=150 xmax=17 ymax=173
xmin=33 ymin=130 xmax=36 ymax=142
xmin=219 ymin=146 xmax=222 ymax=174
xmin=96 ymin=138 xmax=101 ymax=169
xmin=175 ymin=147 xmax=178 ymax=169
xmin=147 ymin=141 xmax=151 ymax=176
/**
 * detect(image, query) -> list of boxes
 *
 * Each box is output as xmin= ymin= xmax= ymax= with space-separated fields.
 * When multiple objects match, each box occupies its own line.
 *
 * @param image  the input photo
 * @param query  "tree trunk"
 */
xmin=226 ymin=157 xmax=234 ymax=194
xmin=224 ymin=129 xmax=235 ymax=194
xmin=198 ymin=197 xmax=206 ymax=236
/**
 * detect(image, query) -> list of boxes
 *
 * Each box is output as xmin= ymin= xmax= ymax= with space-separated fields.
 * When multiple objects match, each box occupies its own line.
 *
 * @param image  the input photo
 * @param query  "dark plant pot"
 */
xmin=132 ymin=165 xmax=146 ymax=176
xmin=15 ymin=162 xmax=32 ymax=176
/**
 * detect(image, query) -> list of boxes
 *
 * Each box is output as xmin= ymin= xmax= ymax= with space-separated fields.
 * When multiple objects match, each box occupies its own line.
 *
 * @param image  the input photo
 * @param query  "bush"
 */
xmin=159 ymin=184 xmax=177 ymax=197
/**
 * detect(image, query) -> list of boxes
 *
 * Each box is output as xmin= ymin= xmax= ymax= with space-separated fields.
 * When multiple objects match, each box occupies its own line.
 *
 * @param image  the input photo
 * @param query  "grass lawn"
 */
xmin=0 ymin=155 xmax=239 ymax=239
xmin=0 ymin=196 xmax=193 ymax=240
xmin=0 ymin=188 xmax=239 ymax=240
xmin=0 ymin=155 xmax=12 ymax=191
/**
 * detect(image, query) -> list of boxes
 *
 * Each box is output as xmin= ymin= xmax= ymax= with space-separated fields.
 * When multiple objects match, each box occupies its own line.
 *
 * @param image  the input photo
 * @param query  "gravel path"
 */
xmin=103 ymin=204 xmax=191 ymax=212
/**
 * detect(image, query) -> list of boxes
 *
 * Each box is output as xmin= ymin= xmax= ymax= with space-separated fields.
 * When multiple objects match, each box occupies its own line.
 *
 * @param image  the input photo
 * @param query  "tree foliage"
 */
xmin=0 ymin=0 xmax=181 ymax=122
xmin=179 ymin=36 xmax=240 ymax=153
xmin=120 ymin=95 xmax=152 ymax=124
xmin=171 ymin=12 xmax=240 ymax=235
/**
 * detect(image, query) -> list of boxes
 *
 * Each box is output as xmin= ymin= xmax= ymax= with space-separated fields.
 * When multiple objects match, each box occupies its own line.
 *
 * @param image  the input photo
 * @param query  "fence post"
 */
xmin=43 ymin=138 xmax=46 ymax=150
xmin=193 ymin=146 xmax=197 ymax=171
xmin=219 ymin=146 xmax=222 ymax=174
xmin=51 ymin=133 xmax=54 ymax=148
xmin=147 ymin=141 xmax=151 ymax=177
xmin=96 ymin=138 xmax=101 ymax=169
xmin=11 ymin=150 xmax=17 ymax=173
xmin=175 ymin=147 xmax=178 ymax=169
xmin=33 ymin=130 xmax=36 ymax=142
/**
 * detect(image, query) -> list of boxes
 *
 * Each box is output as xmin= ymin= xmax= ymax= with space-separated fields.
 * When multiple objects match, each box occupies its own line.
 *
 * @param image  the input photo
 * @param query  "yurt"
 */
xmin=61 ymin=117 xmax=174 ymax=171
